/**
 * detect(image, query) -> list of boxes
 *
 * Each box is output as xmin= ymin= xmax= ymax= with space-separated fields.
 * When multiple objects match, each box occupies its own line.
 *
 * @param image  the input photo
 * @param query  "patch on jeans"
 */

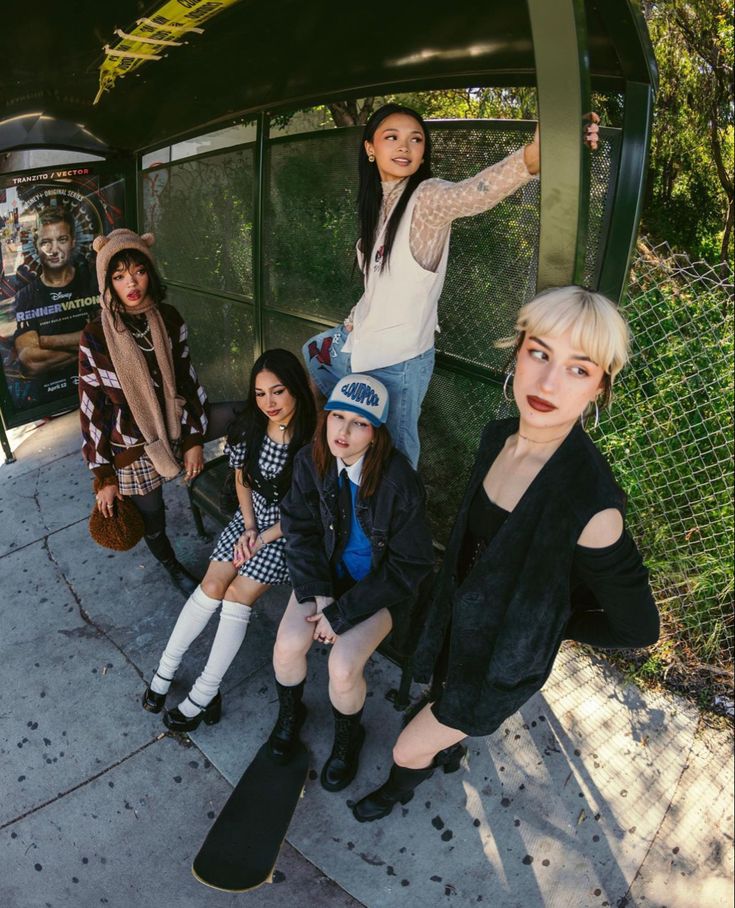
xmin=308 ymin=337 xmax=333 ymax=366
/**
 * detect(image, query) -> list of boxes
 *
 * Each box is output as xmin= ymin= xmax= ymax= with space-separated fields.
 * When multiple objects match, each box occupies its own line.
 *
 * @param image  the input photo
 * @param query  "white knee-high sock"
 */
xmin=150 ymin=585 xmax=221 ymax=694
xmin=179 ymin=600 xmax=252 ymax=717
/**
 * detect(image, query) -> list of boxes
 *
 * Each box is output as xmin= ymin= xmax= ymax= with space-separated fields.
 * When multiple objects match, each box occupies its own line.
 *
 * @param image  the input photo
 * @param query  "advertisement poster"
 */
xmin=0 ymin=168 xmax=125 ymax=418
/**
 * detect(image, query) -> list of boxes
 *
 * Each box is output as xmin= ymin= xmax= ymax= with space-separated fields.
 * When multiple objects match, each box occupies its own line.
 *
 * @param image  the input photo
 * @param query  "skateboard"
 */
xmin=192 ymin=741 xmax=309 ymax=892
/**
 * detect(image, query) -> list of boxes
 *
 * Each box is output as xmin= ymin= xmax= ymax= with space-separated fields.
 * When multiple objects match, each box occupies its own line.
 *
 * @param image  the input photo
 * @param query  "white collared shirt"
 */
xmin=336 ymin=454 xmax=364 ymax=487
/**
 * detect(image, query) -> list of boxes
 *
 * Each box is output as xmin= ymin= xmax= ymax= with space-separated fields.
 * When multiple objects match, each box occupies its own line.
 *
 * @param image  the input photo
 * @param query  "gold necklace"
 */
xmin=517 ymin=431 xmax=568 ymax=444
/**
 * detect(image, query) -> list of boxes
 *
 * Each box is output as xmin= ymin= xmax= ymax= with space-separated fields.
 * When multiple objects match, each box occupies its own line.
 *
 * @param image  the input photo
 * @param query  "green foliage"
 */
xmin=596 ymin=248 xmax=734 ymax=669
xmin=643 ymin=0 xmax=734 ymax=262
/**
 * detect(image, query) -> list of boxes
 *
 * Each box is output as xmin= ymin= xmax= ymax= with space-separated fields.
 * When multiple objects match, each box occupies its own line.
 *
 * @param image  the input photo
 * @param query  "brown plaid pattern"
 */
xmin=116 ymin=441 xmax=183 ymax=496
xmin=79 ymin=304 xmax=208 ymax=481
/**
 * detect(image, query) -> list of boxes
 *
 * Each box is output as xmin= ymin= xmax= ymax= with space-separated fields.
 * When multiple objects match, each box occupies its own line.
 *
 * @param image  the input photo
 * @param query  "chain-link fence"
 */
xmin=594 ymin=240 xmax=734 ymax=709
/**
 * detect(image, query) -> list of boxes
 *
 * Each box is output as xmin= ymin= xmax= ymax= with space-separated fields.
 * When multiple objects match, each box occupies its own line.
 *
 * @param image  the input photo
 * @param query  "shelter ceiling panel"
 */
xmin=0 ymin=1 xmax=652 ymax=153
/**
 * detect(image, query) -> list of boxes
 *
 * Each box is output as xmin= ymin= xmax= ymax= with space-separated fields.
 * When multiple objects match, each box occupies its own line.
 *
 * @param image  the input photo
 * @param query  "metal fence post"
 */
xmin=527 ymin=0 xmax=591 ymax=289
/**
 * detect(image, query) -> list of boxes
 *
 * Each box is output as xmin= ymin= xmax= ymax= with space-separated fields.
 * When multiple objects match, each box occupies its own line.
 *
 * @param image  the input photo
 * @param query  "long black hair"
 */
xmin=227 ymin=348 xmax=317 ymax=490
xmin=357 ymin=103 xmax=433 ymax=274
xmin=104 ymin=248 xmax=167 ymax=320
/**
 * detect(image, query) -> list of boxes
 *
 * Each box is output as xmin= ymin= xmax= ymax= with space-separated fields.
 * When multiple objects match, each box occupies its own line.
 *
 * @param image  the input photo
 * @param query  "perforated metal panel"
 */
xmin=168 ymin=288 xmax=254 ymax=401
xmin=264 ymin=132 xmax=361 ymax=324
xmin=142 ymin=146 xmax=255 ymax=298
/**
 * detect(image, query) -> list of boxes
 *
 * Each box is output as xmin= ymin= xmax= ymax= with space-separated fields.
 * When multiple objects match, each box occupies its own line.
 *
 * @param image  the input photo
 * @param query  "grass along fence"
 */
xmin=592 ymin=239 xmax=733 ymax=714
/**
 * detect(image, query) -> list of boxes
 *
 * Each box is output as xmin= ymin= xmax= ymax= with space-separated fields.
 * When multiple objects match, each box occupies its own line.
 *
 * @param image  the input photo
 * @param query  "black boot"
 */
xmin=352 ymin=763 xmax=435 ymax=823
xmin=144 ymin=532 xmax=199 ymax=596
xmin=321 ymin=706 xmax=365 ymax=792
xmin=352 ymin=743 xmax=466 ymax=823
xmin=268 ymin=680 xmax=307 ymax=765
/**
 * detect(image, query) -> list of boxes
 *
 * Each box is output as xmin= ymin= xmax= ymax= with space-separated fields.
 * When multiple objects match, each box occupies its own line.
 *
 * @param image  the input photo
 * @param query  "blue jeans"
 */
xmin=303 ymin=325 xmax=434 ymax=469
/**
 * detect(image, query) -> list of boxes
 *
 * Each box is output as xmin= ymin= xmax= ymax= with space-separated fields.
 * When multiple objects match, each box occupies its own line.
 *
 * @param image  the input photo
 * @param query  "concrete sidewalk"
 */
xmin=1 ymin=413 xmax=732 ymax=908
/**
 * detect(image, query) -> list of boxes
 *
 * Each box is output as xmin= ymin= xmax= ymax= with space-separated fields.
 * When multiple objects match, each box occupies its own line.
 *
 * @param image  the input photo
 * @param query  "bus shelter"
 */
xmin=0 ymin=0 xmax=656 ymax=519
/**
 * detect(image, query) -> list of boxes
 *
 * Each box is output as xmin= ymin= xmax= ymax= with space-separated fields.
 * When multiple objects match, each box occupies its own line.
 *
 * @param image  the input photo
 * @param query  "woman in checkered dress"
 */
xmin=143 ymin=349 xmax=317 ymax=732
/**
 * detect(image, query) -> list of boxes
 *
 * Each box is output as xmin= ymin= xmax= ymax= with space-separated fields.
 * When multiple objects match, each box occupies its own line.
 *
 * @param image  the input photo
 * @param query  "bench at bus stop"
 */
xmin=187 ymin=455 xmax=417 ymax=710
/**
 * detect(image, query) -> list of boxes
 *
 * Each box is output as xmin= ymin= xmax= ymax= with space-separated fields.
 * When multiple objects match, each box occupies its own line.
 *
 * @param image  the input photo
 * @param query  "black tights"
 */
xmin=129 ymin=400 xmax=242 ymax=559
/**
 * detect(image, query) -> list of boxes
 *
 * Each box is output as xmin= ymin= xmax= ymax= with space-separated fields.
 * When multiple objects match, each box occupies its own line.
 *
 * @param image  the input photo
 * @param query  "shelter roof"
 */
xmin=0 ymin=1 xmax=655 ymax=154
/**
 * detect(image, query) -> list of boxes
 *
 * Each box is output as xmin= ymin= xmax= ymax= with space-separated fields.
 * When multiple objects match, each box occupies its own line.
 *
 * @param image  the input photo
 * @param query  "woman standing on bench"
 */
xmin=80 ymin=229 xmax=242 ymax=595
xmin=303 ymin=103 xmax=600 ymax=468
xmin=351 ymin=286 xmax=660 ymax=822
xmin=269 ymin=374 xmax=434 ymax=791
xmin=142 ymin=349 xmax=316 ymax=732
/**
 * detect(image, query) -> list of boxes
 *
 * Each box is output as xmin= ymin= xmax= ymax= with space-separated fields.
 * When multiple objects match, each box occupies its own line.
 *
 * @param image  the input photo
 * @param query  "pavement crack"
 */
xmin=619 ymin=713 xmax=701 ymax=902
xmin=0 ymin=515 xmax=89 ymax=562
xmin=0 ymin=735 xmax=164 ymax=831
xmin=42 ymin=537 xmax=145 ymax=682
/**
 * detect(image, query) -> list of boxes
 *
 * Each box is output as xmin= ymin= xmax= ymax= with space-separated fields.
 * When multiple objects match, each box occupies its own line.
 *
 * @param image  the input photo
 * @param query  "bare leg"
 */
xmin=393 ymin=702 xmax=467 ymax=769
xmin=328 ymin=608 xmax=392 ymax=715
xmin=272 ymin=591 xmax=318 ymax=686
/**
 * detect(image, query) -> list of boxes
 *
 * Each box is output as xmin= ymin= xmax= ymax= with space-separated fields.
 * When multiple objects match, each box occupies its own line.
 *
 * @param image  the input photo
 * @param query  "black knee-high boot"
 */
xmin=268 ymin=680 xmax=308 ymax=764
xmin=321 ymin=705 xmax=365 ymax=792
xmin=143 ymin=531 xmax=198 ymax=596
xmin=352 ymin=743 xmax=466 ymax=823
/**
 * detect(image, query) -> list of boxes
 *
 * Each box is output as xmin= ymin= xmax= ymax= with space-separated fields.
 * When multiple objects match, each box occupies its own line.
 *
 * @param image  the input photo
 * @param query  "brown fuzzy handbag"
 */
xmin=88 ymin=480 xmax=145 ymax=551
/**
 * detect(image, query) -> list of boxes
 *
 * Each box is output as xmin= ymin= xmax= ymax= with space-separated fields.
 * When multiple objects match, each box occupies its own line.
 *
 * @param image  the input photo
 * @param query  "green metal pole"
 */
xmin=527 ymin=0 xmax=591 ymax=289
xmin=597 ymin=81 xmax=655 ymax=302
xmin=252 ymin=111 xmax=268 ymax=359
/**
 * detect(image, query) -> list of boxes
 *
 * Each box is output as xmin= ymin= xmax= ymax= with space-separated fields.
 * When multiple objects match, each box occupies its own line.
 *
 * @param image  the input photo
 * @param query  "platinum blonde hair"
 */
xmin=497 ymin=286 xmax=630 ymax=407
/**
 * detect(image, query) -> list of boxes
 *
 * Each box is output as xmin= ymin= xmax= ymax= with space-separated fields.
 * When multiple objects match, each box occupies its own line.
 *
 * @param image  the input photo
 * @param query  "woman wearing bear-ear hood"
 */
xmin=78 ymin=228 xmax=243 ymax=594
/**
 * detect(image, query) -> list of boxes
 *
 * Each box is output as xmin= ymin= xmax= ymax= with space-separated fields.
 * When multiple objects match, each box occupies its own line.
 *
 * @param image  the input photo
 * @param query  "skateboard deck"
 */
xmin=192 ymin=741 xmax=309 ymax=892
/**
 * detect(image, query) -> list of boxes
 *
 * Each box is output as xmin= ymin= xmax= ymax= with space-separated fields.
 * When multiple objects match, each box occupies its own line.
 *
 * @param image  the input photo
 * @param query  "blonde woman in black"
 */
xmin=352 ymin=286 xmax=660 ymax=822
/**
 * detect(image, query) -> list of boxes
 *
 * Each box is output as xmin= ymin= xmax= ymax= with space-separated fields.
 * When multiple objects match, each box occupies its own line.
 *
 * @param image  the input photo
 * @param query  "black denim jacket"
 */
xmin=281 ymin=445 xmax=434 ymax=644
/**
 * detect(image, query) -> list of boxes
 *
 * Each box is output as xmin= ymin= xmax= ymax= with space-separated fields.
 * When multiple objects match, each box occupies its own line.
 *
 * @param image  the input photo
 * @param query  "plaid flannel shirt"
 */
xmin=78 ymin=303 xmax=208 ymax=480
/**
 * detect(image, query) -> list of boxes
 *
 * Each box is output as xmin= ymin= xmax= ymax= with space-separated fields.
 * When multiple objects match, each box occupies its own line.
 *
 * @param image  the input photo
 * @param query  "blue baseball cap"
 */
xmin=324 ymin=373 xmax=389 ymax=427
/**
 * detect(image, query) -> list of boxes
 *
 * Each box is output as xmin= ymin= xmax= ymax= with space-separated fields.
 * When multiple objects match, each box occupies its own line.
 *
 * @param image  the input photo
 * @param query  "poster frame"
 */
xmin=0 ymin=155 xmax=137 ymax=442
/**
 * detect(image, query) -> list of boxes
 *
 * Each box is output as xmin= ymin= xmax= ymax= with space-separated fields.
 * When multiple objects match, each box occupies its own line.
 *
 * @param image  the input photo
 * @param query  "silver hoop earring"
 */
xmin=368 ymin=153 xmax=375 ymax=163
xmin=502 ymin=371 xmax=514 ymax=402
xmin=580 ymin=400 xmax=600 ymax=430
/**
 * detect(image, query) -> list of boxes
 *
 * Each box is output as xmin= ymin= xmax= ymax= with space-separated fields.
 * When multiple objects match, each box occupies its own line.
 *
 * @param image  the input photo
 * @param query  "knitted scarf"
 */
xmin=101 ymin=297 xmax=182 ymax=479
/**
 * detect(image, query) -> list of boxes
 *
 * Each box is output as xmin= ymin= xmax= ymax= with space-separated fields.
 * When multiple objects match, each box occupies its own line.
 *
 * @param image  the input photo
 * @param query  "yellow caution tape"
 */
xmin=94 ymin=0 xmax=241 ymax=104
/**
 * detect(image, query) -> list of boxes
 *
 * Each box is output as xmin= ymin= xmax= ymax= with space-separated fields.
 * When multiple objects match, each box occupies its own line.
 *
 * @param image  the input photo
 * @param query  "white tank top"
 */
xmin=343 ymin=190 xmax=450 ymax=372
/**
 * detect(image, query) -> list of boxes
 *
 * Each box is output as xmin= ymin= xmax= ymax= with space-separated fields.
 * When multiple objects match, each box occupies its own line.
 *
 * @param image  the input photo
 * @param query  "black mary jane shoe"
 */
xmin=141 ymin=672 xmax=174 ymax=714
xmin=163 ymin=692 xmax=222 ymax=733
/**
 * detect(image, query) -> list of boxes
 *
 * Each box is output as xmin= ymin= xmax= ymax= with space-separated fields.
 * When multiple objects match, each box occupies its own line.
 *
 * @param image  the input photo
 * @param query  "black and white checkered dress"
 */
xmin=210 ymin=435 xmax=290 ymax=584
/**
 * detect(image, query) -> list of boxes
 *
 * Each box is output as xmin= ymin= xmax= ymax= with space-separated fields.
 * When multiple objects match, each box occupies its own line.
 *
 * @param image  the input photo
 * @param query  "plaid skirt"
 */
xmin=116 ymin=441 xmax=183 ymax=496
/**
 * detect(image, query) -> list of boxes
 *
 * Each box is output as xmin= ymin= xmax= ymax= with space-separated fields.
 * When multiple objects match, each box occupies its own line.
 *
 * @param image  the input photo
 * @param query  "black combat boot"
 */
xmin=320 ymin=706 xmax=365 ymax=792
xmin=144 ymin=531 xmax=198 ymax=596
xmin=268 ymin=680 xmax=307 ymax=764
xmin=352 ymin=743 xmax=466 ymax=823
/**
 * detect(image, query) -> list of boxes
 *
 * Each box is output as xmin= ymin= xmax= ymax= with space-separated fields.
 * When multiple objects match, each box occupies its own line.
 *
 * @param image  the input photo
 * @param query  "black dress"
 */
xmin=414 ymin=418 xmax=659 ymax=738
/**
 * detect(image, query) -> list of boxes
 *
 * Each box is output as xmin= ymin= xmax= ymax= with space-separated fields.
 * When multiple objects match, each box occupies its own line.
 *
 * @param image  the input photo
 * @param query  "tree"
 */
xmin=644 ymin=1 xmax=734 ymax=262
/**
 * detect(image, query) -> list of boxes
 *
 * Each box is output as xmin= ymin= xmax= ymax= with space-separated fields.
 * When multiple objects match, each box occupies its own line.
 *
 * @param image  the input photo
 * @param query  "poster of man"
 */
xmin=0 ymin=169 xmax=126 ymax=416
